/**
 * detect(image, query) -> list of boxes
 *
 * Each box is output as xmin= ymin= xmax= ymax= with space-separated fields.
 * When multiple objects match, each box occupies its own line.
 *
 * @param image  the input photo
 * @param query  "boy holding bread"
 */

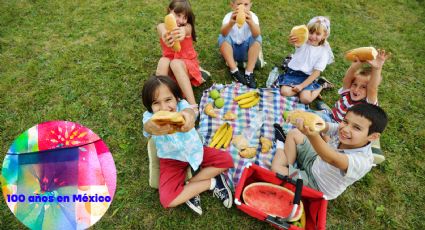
xmin=271 ymin=104 xmax=388 ymax=200
xmin=218 ymin=0 xmax=261 ymax=88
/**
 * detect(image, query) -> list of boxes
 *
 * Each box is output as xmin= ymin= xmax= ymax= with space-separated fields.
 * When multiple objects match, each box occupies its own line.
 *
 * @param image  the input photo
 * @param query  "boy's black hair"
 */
xmin=347 ymin=103 xmax=388 ymax=135
xmin=141 ymin=75 xmax=183 ymax=113
xmin=168 ymin=0 xmax=197 ymax=41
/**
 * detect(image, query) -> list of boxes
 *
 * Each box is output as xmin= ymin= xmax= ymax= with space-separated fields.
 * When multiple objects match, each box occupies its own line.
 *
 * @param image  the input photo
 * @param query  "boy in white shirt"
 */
xmin=218 ymin=0 xmax=261 ymax=88
xmin=271 ymin=104 xmax=388 ymax=200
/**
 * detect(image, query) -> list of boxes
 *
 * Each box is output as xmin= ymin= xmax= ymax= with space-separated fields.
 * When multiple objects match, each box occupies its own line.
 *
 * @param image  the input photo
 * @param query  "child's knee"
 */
xmin=299 ymin=96 xmax=314 ymax=104
xmin=170 ymin=59 xmax=184 ymax=70
xmin=280 ymin=86 xmax=294 ymax=96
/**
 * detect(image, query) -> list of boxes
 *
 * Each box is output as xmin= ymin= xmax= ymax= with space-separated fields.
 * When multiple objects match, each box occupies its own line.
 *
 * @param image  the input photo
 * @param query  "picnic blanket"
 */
xmin=198 ymin=83 xmax=309 ymax=189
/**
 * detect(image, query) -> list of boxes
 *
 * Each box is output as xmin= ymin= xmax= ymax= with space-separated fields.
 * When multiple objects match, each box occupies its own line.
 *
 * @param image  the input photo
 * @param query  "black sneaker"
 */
xmin=281 ymin=54 xmax=293 ymax=73
xmin=213 ymin=174 xmax=232 ymax=208
xmin=273 ymin=123 xmax=286 ymax=143
xmin=231 ymin=70 xmax=247 ymax=85
xmin=186 ymin=194 xmax=202 ymax=215
xmin=317 ymin=77 xmax=334 ymax=90
xmin=245 ymin=73 xmax=257 ymax=88
xmin=200 ymin=67 xmax=211 ymax=83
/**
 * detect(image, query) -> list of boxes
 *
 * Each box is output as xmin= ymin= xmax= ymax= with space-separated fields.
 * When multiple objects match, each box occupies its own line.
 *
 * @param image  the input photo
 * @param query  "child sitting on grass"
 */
xmin=322 ymin=49 xmax=390 ymax=122
xmin=272 ymin=104 xmax=388 ymax=199
xmin=218 ymin=0 xmax=262 ymax=88
xmin=278 ymin=16 xmax=334 ymax=104
xmin=142 ymin=75 xmax=234 ymax=215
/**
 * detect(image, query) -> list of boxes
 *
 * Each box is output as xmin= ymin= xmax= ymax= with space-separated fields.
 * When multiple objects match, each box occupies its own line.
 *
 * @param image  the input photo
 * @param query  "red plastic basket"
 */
xmin=234 ymin=163 xmax=328 ymax=230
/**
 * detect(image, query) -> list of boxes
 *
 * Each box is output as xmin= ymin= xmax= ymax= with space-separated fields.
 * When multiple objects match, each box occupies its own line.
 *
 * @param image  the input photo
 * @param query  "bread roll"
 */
xmin=345 ymin=47 xmax=378 ymax=61
xmin=151 ymin=111 xmax=185 ymax=126
xmin=164 ymin=14 xmax=181 ymax=52
xmin=290 ymin=25 xmax=309 ymax=46
xmin=239 ymin=147 xmax=257 ymax=158
xmin=236 ymin=5 xmax=245 ymax=28
xmin=288 ymin=110 xmax=326 ymax=132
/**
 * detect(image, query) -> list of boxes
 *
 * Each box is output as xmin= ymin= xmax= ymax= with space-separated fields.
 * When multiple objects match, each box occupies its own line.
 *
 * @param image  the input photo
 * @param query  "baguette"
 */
xmin=287 ymin=110 xmax=326 ymax=132
xmin=345 ymin=47 xmax=378 ymax=61
xmin=164 ymin=14 xmax=181 ymax=52
xmin=236 ymin=5 xmax=245 ymax=28
xmin=290 ymin=25 xmax=309 ymax=46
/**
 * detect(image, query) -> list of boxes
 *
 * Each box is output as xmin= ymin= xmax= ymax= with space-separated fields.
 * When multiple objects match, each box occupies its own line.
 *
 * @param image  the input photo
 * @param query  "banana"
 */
xmin=215 ymin=125 xmax=230 ymax=149
xmin=223 ymin=125 xmax=233 ymax=148
xmin=237 ymin=95 xmax=259 ymax=105
xmin=234 ymin=91 xmax=259 ymax=101
xmin=239 ymin=96 xmax=260 ymax=108
xmin=209 ymin=123 xmax=228 ymax=147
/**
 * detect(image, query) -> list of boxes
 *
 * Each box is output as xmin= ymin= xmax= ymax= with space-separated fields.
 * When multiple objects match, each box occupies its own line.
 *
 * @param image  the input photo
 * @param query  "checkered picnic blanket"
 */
xmin=198 ymin=82 xmax=309 ymax=189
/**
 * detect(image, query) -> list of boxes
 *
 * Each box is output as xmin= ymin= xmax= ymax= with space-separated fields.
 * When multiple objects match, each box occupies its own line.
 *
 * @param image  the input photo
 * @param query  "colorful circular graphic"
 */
xmin=1 ymin=121 xmax=117 ymax=229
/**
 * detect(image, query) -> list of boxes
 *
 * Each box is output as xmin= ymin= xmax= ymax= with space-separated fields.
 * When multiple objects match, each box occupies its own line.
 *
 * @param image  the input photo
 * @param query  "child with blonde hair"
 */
xmin=279 ymin=16 xmax=334 ymax=104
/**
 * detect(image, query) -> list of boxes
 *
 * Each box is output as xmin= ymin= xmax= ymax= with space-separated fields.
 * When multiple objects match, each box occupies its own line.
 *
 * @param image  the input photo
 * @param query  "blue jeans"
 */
xmin=218 ymin=35 xmax=262 ymax=62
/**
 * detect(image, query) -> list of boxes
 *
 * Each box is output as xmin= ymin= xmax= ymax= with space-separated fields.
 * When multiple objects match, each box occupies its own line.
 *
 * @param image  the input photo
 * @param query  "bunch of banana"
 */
xmin=234 ymin=91 xmax=260 ymax=109
xmin=209 ymin=123 xmax=233 ymax=149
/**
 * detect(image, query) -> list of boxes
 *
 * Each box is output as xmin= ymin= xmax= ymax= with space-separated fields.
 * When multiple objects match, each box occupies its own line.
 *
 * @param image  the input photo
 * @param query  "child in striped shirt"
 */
xmin=271 ymin=104 xmax=388 ymax=200
xmin=327 ymin=49 xmax=390 ymax=122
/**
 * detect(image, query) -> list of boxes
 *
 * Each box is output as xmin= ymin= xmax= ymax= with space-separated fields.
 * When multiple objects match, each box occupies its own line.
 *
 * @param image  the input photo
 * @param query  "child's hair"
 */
xmin=347 ymin=103 xmax=388 ymax=135
xmin=142 ymin=75 xmax=183 ymax=113
xmin=168 ymin=0 xmax=197 ymax=42
xmin=307 ymin=16 xmax=330 ymax=46
xmin=356 ymin=66 xmax=372 ymax=77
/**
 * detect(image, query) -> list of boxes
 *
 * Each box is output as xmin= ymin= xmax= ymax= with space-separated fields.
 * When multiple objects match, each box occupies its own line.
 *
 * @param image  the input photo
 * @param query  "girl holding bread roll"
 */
xmin=278 ymin=16 xmax=334 ymax=104
xmin=156 ymin=0 xmax=204 ymax=111
xmin=142 ymin=75 xmax=234 ymax=215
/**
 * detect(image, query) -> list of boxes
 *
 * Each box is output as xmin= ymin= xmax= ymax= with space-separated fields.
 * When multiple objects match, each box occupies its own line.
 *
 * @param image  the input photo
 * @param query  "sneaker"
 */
xmin=213 ymin=174 xmax=233 ymax=208
xmin=273 ymin=123 xmax=286 ymax=142
xmin=315 ymin=99 xmax=332 ymax=114
xmin=281 ymin=54 xmax=292 ymax=73
xmin=317 ymin=77 xmax=334 ymax=90
xmin=231 ymin=70 xmax=247 ymax=85
xmin=200 ymin=67 xmax=211 ymax=83
xmin=186 ymin=195 xmax=202 ymax=215
xmin=245 ymin=73 xmax=257 ymax=88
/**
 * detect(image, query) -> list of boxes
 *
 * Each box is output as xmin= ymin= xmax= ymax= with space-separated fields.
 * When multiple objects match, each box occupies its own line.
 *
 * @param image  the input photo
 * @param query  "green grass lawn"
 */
xmin=1 ymin=0 xmax=424 ymax=229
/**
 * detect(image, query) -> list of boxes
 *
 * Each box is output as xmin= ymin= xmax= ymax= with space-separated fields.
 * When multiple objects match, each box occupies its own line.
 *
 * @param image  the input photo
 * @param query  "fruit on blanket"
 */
xmin=345 ymin=47 xmax=378 ymax=61
xmin=215 ymin=98 xmax=225 ymax=108
xmin=290 ymin=25 xmax=309 ymax=46
xmin=234 ymin=91 xmax=260 ymax=108
xmin=223 ymin=111 xmax=237 ymax=120
xmin=204 ymin=103 xmax=218 ymax=118
xmin=260 ymin=137 xmax=272 ymax=153
xmin=243 ymin=182 xmax=304 ymax=222
xmin=239 ymin=96 xmax=260 ymax=108
xmin=234 ymin=91 xmax=259 ymax=101
xmin=151 ymin=111 xmax=185 ymax=126
xmin=231 ymin=135 xmax=249 ymax=150
xmin=210 ymin=89 xmax=221 ymax=100
xmin=209 ymin=123 xmax=233 ymax=149
xmin=239 ymin=147 xmax=257 ymax=158
xmin=288 ymin=110 xmax=326 ymax=132
xmin=290 ymin=208 xmax=306 ymax=228
xmin=164 ymin=13 xmax=181 ymax=52
xmin=282 ymin=111 xmax=290 ymax=120
xmin=236 ymin=5 xmax=245 ymax=28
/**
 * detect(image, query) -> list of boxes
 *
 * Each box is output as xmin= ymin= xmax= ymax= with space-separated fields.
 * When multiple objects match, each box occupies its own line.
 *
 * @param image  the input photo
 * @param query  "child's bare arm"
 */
xmin=294 ymin=120 xmax=349 ymax=171
xmin=292 ymin=70 xmax=321 ymax=93
xmin=171 ymin=24 xmax=192 ymax=42
xmin=221 ymin=11 xmax=238 ymax=36
xmin=342 ymin=58 xmax=363 ymax=90
xmin=176 ymin=108 xmax=196 ymax=132
xmin=245 ymin=9 xmax=260 ymax=37
xmin=366 ymin=49 xmax=390 ymax=103
xmin=157 ymin=23 xmax=174 ymax=47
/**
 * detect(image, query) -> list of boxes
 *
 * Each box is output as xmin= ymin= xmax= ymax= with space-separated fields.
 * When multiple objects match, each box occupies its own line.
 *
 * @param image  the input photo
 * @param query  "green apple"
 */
xmin=214 ymin=98 xmax=225 ymax=108
xmin=210 ymin=89 xmax=220 ymax=100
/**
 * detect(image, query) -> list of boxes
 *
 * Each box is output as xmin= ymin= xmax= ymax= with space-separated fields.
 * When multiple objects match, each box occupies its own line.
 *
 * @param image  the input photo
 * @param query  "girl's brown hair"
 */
xmin=142 ymin=75 xmax=183 ymax=113
xmin=168 ymin=0 xmax=197 ymax=41
xmin=307 ymin=22 xmax=328 ymax=46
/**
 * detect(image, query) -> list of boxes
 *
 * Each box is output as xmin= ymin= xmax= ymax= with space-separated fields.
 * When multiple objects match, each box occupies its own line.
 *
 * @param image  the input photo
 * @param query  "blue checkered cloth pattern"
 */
xmin=198 ymin=82 xmax=309 ymax=189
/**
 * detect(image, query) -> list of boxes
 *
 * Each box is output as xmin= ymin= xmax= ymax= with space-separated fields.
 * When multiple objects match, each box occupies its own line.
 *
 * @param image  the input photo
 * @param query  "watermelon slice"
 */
xmin=242 ymin=182 xmax=304 ymax=222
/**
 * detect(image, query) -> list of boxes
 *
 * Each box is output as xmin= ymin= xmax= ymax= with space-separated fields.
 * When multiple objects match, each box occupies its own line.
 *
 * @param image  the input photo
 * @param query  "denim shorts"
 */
xmin=218 ymin=35 xmax=262 ymax=62
xmin=278 ymin=68 xmax=321 ymax=91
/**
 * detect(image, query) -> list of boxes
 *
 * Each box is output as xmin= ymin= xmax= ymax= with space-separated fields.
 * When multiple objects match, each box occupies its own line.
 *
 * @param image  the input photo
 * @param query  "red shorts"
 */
xmin=158 ymin=146 xmax=234 ymax=208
